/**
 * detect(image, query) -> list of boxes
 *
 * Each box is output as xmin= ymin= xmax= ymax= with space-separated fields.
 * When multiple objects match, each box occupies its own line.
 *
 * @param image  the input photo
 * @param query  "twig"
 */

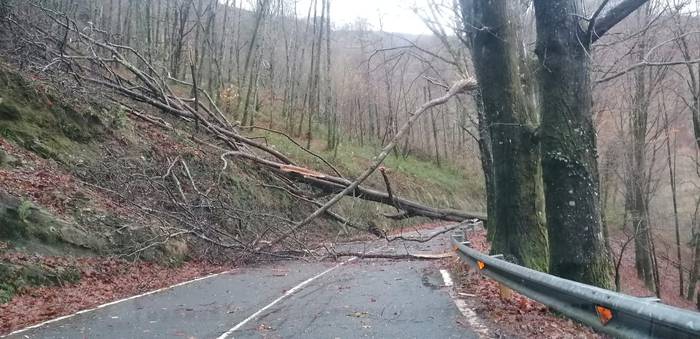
xmin=328 ymin=252 xmax=452 ymax=260
xmin=379 ymin=167 xmax=401 ymax=213
xmin=269 ymin=78 xmax=478 ymax=246
xmin=241 ymin=124 xmax=345 ymax=178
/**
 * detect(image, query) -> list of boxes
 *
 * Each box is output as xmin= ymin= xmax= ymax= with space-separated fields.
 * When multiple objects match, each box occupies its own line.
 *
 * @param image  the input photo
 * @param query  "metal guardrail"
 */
xmin=451 ymin=229 xmax=700 ymax=339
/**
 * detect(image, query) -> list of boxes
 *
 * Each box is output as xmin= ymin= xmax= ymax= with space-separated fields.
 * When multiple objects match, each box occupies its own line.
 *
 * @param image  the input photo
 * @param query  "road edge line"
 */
xmin=440 ymin=268 xmax=490 ymax=338
xmin=2 ymin=269 xmax=235 ymax=338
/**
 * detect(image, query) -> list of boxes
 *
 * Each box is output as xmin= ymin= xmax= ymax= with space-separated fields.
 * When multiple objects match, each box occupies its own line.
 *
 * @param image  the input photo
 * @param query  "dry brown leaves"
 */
xmin=0 ymin=137 xmax=133 ymax=218
xmin=136 ymin=121 xmax=204 ymax=159
xmin=451 ymin=229 xmax=600 ymax=338
xmin=610 ymin=232 xmax=696 ymax=310
xmin=0 ymin=253 xmax=230 ymax=336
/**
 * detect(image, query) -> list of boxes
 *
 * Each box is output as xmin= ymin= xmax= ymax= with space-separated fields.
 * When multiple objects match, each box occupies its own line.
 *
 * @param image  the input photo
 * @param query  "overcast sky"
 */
xmin=294 ymin=0 xmax=434 ymax=35
xmin=330 ymin=0 xmax=429 ymax=34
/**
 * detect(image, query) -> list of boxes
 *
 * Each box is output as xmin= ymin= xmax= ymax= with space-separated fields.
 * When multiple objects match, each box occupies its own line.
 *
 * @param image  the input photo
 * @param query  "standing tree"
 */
xmin=668 ymin=0 xmax=700 ymax=302
xmin=462 ymin=1 xmax=548 ymax=271
xmin=461 ymin=0 xmax=650 ymax=287
xmin=614 ymin=2 xmax=669 ymax=292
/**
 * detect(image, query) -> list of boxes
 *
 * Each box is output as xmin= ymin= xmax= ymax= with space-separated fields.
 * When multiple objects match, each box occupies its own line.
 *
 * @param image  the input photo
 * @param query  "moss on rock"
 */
xmin=0 ymin=192 xmax=107 ymax=252
xmin=0 ymin=260 xmax=81 ymax=304
xmin=0 ymin=100 xmax=22 ymax=120
xmin=0 ymin=67 xmax=107 ymax=163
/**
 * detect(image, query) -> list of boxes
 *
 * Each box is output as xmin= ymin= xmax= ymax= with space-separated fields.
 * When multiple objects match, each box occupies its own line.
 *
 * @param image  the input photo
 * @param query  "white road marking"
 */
xmin=217 ymin=243 xmax=389 ymax=339
xmin=216 ymin=256 xmax=360 ymax=339
xmin=1 ymin=270 xmax=235 ymax=338
xmin=440 ymin=269 xmax=490 ymax=338
xmin=453 ymin=298 xmax=491 ymax=338
xmin=440 ymin=269 xmax=454 ymax=287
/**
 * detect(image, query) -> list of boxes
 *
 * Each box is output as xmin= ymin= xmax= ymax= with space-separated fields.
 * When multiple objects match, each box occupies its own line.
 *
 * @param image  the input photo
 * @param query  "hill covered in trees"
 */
xmin=1 ymin=0 xmax=700 ymax=318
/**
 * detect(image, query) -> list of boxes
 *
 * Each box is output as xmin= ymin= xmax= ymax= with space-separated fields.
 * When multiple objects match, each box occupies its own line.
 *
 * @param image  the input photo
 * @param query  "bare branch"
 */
xmin=591 ymin=0 xmax=650 ymax=43
xmin=269 ymin=78 xmax=478 ymax=245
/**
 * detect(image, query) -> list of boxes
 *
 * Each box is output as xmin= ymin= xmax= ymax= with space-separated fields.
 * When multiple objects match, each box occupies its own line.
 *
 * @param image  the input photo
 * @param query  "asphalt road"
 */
xmin=5 ymin=228 xmax=478 ymax=339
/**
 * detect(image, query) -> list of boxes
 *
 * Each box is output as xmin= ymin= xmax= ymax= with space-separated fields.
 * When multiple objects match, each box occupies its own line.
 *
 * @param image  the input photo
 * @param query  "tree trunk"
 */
xmin=426 ymin=86 xmax=441 ymax=167
xmin=625 ymin=7 xmax=655 ymax=291
xmin=474 ymin=91 xmax=495 ymax=234
xmin=689 ymin=232 xmax=700 ymax=303
xmin=239 ymin=0 xmax=269 ymax=123
xmin=533 ymin=0 xmax=612 ymax=287
xmin=688 ymin=197 xmax=700 ymax=303
xmin=664 ymin=119 xmax=684 ymax=296
xmin=462 ymin=0 xmax=549 ymax=271
xmin=323 ymin=0 xmax=336 ymax=151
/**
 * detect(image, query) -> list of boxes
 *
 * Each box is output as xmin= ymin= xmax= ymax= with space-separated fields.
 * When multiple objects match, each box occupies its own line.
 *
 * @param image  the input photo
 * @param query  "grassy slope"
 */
xmin=0 ymin=60 xmax=486 ymax=241
xmin=258 ymin=128 xmax=485 ymax=231
xmin=0 ymin=61 xmax=485 ymax=300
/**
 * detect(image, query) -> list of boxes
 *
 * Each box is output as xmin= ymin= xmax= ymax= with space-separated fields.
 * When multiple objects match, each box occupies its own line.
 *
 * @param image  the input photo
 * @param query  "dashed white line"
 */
xmin=2 ymin=270 xmax=235 ymax=338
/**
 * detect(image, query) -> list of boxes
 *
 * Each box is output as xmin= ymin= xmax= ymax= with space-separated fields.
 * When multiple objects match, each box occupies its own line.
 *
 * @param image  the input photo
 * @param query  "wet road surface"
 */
xmin=5 ymin=228 xmax=478 ymax=339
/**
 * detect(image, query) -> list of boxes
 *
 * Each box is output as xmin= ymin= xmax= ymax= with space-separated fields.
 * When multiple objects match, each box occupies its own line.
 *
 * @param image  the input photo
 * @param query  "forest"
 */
xmin=1 ymin=0 xmax=700 ymax=330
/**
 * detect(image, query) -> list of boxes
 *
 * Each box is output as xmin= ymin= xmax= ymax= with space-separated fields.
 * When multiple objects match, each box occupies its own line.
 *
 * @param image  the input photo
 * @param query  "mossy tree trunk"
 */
xmin=462 ymin=0 xmax=549 ymax=271
xmin=532 ymin=0 xmax=615 ymax=287
xmin=461 ymin=0 xmax=655 ymax=287
xmin=474 ymin=91 xmax=496 ymax=235
xmin=460 ymin=0 xmax=648 ymax=286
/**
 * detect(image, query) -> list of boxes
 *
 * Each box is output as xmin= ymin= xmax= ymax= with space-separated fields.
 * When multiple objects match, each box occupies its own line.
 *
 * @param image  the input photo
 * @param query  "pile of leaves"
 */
xmin=450 ymin=229 xmax=600 ymax=338
xmin=0 ymin=138 xmax=75 ymax=214
xmin=0 ymin=252 xmax=230 ymax=335
xmin=0 ymin=137 xmax=131 ymax=218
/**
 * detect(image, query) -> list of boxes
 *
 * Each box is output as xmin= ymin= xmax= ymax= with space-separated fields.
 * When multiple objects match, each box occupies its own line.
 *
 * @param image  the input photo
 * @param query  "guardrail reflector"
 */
xmin=477 ymin=260 xmax=486 ymax=270
xmin=595 ymin=305 xmax=613 ymax=325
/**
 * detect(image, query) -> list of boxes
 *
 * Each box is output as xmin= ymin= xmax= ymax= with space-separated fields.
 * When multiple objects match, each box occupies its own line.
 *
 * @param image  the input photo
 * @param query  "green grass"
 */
xmin=250 ymin=128 xmax=485 ymax=232
xmin=0 ymin=261 xmax=81 ymax=304
xmin=0 ymin=66 xmax=108 ymax=164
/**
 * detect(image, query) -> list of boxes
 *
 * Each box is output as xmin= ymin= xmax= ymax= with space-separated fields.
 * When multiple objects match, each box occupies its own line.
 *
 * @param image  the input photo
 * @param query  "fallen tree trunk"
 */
xmin=329 ymin=252 xmax=453 ymax=260
xmin=5 ymin=3 xmax=487 ymax=231
xmin=225 ymin=151 xmax=487 ymax=222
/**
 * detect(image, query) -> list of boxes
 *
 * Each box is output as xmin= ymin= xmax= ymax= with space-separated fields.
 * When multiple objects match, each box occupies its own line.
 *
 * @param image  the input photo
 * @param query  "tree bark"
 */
xmin=426 ymin=86 xmax=441 ymax=167
xmin=533 ymin=0 xmax=613 ymax=287
xmin=623 ymin=5 xmax=657 ymax=291
xmin=688 ymin=225 xmax=700 ymax=302
xmin=239 ymin=0 xmax=269 ymax=124
xmin=462 ymin=0 xmax=549 ymax=271
xmin=474 ymin=91 xmax=495 ymax=235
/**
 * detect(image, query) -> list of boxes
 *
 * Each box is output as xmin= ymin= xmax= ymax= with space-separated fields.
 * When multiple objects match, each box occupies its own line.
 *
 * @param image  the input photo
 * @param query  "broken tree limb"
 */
xmin=384 ymin=224 xmax=461 ymax=243
xmin=379 ymin=167 xmax=401 ymax=213
xmin=223 ymin=151 xmax=487 ymax=222
xmin=241 ymin=124 xmax=345 ymax=178
xmin=328 ymin=252 xmax=453 ymax=260
xmin=8 ymin=6 xmax=487 ymax=247
xmin=269 ymin=79 xmax=479 ymax=245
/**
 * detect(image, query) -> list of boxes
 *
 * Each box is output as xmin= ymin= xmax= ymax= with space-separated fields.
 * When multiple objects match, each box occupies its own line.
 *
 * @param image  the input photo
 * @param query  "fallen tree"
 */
xmin=225 ymin=151 xmax=486 ymax=222
xmin=328 ymin=252 xmax=453 ymax=260
xmin=1 ymin=2 xmax=485 ymax=253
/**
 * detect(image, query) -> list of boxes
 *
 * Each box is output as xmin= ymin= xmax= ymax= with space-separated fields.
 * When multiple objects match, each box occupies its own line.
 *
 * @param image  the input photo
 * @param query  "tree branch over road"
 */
xmin=269 ymin=78 xmax=479 ymax=246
